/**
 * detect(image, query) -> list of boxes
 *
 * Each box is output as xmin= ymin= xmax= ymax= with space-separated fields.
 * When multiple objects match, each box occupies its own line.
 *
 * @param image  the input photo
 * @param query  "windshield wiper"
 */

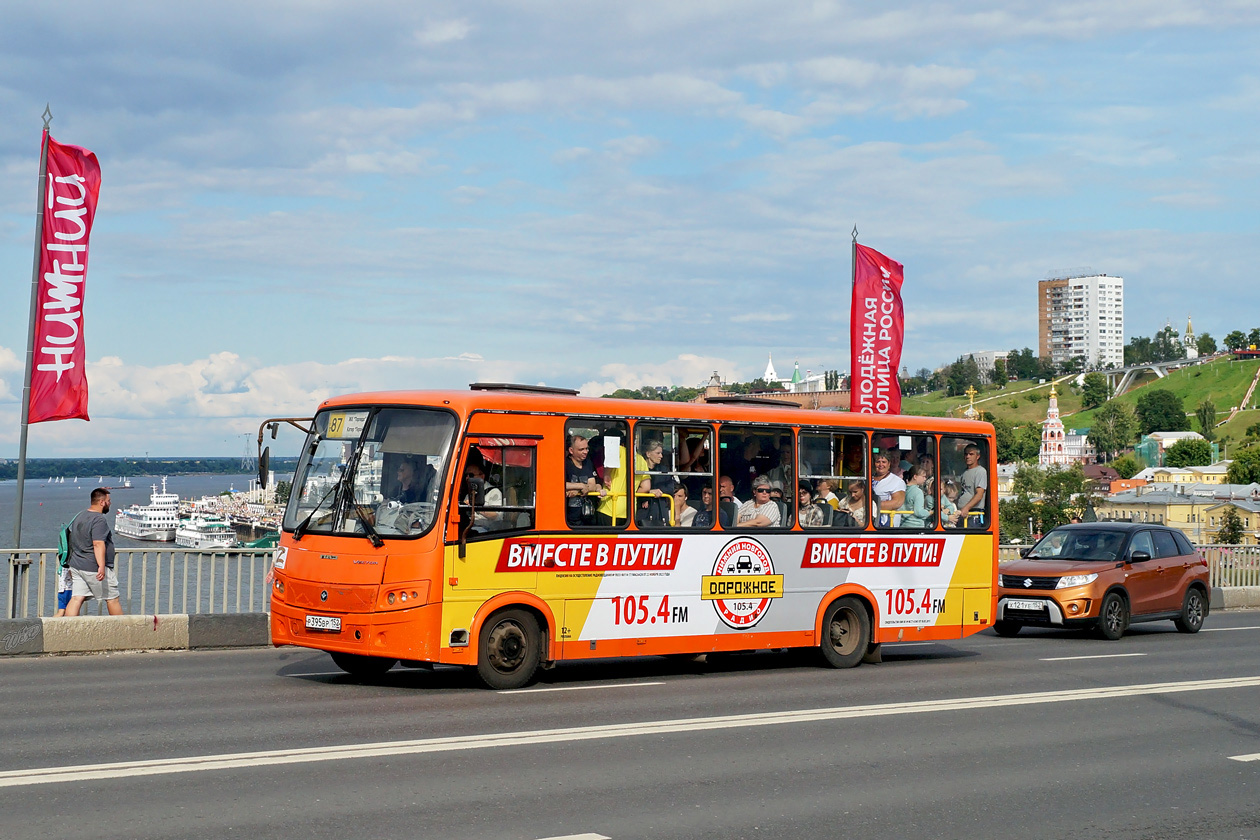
xmin=350 ymin=503 xmax=384 ymax=548
xmin=293 ymin=481 xmax=339 ymax=541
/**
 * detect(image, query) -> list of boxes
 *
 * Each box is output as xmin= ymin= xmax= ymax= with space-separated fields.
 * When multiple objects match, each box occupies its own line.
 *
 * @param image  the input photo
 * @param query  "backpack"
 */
xmin=57 ymin=512 xmax=83 ymax=570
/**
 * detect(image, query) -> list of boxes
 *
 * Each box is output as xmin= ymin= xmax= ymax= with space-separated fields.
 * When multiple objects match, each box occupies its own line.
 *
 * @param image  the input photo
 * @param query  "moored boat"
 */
xmin=115 ymin=478 xmax=179 ymax=541
xmin=175 ymin=515 xmax=238 ymax=549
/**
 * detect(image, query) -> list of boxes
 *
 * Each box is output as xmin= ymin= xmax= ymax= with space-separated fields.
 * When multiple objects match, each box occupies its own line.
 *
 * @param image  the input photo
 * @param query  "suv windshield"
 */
xmin=283 ymin=407 xmax=456 ymax=539
xmin=1027 ymin=528 xmax=1125 ymax=562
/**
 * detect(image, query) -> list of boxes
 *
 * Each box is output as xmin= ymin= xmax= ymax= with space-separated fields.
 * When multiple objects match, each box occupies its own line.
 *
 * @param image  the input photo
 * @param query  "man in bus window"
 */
xmin=564 ymin=434 xmax=602 ymax=525
xmin=955 ymin=444 xmax=988 ymax=527
xmin=719 ymin=474 xmax=742 ymax=508
xmin=464 ymin=462 xmax=503 ymax=529
xmin=391 ymin=457 xmax=432 ymax=504
xmin=736 ymin=476 xmax=780 ymax=528
xmin=872 ymin=451 xmax=906 ymax=527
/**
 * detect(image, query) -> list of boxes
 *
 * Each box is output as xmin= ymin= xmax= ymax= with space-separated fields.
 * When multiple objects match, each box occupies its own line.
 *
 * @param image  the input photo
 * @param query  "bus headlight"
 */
xmin=1057 ymin=573 xmax=1098 ymax=589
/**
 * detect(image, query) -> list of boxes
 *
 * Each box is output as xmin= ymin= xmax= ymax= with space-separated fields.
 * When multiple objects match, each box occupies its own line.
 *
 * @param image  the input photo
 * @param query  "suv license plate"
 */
xmin=305 ymin=615 xmax=342 ymax=632
xmin=1005 ymin=599 xmax=1045 ymax=611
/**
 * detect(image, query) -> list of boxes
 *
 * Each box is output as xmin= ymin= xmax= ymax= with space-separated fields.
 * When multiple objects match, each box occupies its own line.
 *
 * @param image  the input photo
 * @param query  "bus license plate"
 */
xmin=305 ymin=615 xmax=342 ymax=632
xmin=1005 ymin=599 xmax=1045 ymax=611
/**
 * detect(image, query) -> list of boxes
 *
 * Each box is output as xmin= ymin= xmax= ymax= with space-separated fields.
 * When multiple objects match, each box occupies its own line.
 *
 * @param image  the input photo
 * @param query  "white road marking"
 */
xmin=501 ymin=681 xmax=665 ymax=695
xmin=1230 ymin=753 xmax=1260 ymax=762
xmin=283 ymin=671 xmax=349 ymax=678
xmin=1040 ymin=653 xmax=1148 ymax=662
xmin=535 ymin=834 xmax=611 ymax=840
xmin=1203 ymin=626 xmax=1260 ymax=632
xmin=4 ymin=675 xmax=1260 ymax=788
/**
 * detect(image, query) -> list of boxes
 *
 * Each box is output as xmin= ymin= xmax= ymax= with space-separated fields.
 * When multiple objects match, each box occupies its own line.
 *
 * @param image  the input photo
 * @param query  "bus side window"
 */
xmin=871 ymin=433 xmax=936 ymax=530
xmin=800 ymin=431 xmax=866 ymax=530
xmin=564 ymin=418 xmax=629 ymax=529
xmin=941 ymin=436 xmax=990 ymax=530
xmin=461 ymin=441 xmax=536 ymax=536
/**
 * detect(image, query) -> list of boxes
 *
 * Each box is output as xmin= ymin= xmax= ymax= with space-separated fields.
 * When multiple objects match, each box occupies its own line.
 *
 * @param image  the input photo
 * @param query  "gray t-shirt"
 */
xmin=69 ymin=510 xmax=115 ymax=571
xmin=958 ymin=466 xmax=988 ymax=512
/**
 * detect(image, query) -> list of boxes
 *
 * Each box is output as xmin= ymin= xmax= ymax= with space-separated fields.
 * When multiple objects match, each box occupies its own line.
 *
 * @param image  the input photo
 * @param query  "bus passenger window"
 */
xmin=719 ymin=426 xmax=791 ymax=529
xmin=872 ymin=433 xmax=936 ymax=530
xmin=634 ymin=424 xmax=713 ymax=529
xmin=800 ymin=431 xmax=866 ymax=529
xmin=941 ymin=436 xmax=989 ymax=530
xmin=564 ymin=419 xmax=629 ymax=529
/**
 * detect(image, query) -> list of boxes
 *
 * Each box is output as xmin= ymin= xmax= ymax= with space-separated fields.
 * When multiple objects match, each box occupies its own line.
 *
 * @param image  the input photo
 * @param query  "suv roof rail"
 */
xmin=470 ymin=382 xmax=580 ymax=396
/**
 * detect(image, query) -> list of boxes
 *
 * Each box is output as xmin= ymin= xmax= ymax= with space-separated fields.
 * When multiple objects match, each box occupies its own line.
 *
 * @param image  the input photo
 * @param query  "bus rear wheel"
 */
xmin=330 ymin=652 xmax=397 ymax=677
xmin=819 ymin=596 xmax=870 ymax=669
xmin=477 ymin=609 xmax=542 ymax=690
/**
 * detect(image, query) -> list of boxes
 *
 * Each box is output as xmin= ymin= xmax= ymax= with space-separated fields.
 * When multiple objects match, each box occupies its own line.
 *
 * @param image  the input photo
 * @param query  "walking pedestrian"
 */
xmin=64 ymin=488 xmax=125 ymax=617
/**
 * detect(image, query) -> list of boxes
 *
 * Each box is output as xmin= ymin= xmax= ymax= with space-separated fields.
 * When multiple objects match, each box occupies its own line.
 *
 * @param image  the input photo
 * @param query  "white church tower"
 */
xmin=1039 ymin=383 xmax=1070 ymax=467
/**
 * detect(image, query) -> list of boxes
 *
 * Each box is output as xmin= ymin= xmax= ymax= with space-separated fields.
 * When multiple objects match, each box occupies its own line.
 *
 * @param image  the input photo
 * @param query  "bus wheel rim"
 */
xmin=830 ymin=609 xmax=858 ymax=655
xmin=487 ymin=620 xmax=527 ymax=671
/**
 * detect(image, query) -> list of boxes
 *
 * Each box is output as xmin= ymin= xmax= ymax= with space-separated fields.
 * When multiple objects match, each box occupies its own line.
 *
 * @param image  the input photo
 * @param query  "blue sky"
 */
xmin=1 ymin=1 xmax=1258 ymax=456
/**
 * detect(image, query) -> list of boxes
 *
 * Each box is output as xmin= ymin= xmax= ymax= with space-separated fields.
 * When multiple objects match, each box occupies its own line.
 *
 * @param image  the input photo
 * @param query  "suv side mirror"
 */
xmin=1129 ymin=550 xmax=1152 ymax=562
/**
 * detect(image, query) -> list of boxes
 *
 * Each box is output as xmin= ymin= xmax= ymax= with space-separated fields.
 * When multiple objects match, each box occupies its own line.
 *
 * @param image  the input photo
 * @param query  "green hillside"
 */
xmin=901 ymin=357 xmax=1260 ymax=443
xmin=1063 ymin=357 xmax=1260 ymax=436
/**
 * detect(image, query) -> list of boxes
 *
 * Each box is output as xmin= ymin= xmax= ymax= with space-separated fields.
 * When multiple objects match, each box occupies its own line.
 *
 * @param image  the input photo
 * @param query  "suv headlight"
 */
xmin=1056 ymin=573 xmax=1098 ymax=589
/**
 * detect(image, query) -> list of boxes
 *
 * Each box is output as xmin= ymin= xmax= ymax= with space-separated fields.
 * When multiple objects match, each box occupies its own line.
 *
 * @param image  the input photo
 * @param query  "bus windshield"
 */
xmin=284 ymin=406 xmax=457 ymax=539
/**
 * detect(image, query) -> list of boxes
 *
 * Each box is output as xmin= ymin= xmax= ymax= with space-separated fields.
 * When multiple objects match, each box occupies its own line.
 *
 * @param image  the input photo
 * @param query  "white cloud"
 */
xmin=414 ymin=18 xmax=473 ymax=46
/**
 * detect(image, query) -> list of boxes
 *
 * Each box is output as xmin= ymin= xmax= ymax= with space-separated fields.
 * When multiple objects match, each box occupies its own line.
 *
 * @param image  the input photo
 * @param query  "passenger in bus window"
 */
xmin=872 ymin=452 xmax=906 ymax=527
xmin=900 ymin=466 xmax=931 ymax=528
xmin=635 ymin=439 xmax=676 ymax=526
xmin=736 ymin=477 xmax=780 ymax=528
xmin=797 ymin=480 xmax=825 ymax=528
xmin=463 ymin=463 xmax=502 ymax=528
xmin=672 ymin=485 xmax=696 ymax=528
xmin=815 ymin=478 xmax=840 ymax=510
xmin=767 ymin=440 xmax=801 ymax=489
xmin=719 ymin=475 xmax=742 ymax=508
xmin=839 ymin=441 xmax=865 ymax=477
xmin=564 ymin=435 xmax=602 ymax=525
xmin=693 ymin=485 xmax=726 ymax=529
xmin=917 ymin=454 xmax=936 ymax=512
xmin=941 ymin=478 xmax=961 ymax=525
xmin=836 ymin=480 xmax=867 ymax=527
xmin=955 ymin=444 xmax=988 ymax=527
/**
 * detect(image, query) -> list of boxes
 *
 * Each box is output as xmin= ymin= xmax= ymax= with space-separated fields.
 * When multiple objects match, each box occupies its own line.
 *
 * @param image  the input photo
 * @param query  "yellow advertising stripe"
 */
xmin=3 ymin=675 xmax=1259 ymax=788
xmin=700 ymin=575 xmax=784 ymax=600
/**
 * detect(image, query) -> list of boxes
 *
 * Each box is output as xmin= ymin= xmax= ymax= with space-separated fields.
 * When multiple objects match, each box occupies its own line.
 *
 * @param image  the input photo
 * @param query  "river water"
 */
xmin=0 ymin=474 xmax=273 ymax=549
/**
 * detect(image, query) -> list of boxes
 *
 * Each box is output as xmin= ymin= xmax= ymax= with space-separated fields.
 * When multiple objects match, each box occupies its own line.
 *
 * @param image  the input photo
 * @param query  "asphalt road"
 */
xmin=4 ymin=613 xmax=1260 ymax=840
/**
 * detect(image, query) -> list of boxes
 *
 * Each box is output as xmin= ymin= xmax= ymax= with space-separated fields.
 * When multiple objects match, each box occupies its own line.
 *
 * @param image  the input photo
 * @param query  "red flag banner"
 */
xmin=28 ymin=132 xmax=101 ymax=424
xmin=850 ymin=243 xmax=904 ymax=415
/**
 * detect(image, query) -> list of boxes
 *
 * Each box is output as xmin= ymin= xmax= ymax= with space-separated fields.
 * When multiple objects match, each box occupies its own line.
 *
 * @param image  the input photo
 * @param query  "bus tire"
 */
xmin=992 ymin=620 xmax=1022 ymax=637
xmin=330 ymin=652 xmax=397 ymax=677
xmin=477 ymin=608 xmax=542 ymax=690
xmin=818 ymin=596 xmax=870 ymax=669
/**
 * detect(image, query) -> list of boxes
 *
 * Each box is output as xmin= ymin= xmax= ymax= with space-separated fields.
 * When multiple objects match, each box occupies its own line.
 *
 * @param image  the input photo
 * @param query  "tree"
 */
xmin=1007 ymin=347 xmax=1039 ymax=380
xmin=1163 ymin=438 xmax=1212 ymax=468
xmin=1110 ymin=453 xmax=1144 ymax=479
xmin=1036 ymin=355 xmax=1058 ymax=380
xmin=1125 ymin=335 xmax=1154 ymax=366
xmin=1004 ymin=464 xmax=1096 ymax=537
xmin=1251 ymin=327 xmax=1260 ymax=348
xmin=1227 ymin=446 xmax=1260 ymax=484
xmin=1225 ymin=330 xmax=1247 ymax=352
xmin=1196 ymin=398 xmax=1217 ymax=442
xmin=1151 ymin=325 xmax=1186 ymax=363
xmin=992 ymin=357 xmax=1008 ymax=383
xmin=1081 ymin=372 xmax=1111 ymax=409
xmin=945 ymin=356 xmax=982 ymax=397
xmin=1215 ymin=506 xmax=1245 ymax=544
xmin=1196 ymin=333 xmax=1217 ymax=356
xmin=1135 ymin=389 xmax=1188 ymax=435
xmin=1088 ymin=401 xmax=1138 ymax=460
xmin=274 ymin=480 xmax=293 ymax=505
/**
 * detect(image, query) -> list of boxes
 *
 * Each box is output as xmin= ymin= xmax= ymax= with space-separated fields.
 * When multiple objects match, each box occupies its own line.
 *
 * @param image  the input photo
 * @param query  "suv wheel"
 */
xmin=1174 ymin=587 xmax=1206 ymax=634
xmin=993 ymin=620 xmax=1022 ymax=637
xmin=1096 ymin=592 xmax=1128 ymax=641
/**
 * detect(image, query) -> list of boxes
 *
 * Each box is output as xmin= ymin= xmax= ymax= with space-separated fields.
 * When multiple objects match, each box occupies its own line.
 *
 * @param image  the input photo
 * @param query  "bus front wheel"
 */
xmin=819 ymin=596 xmax=871 ymax=669
xmin=330 ymin=652 xmax=397 ymax=677
xmin=477 ymin=609 xmax=542 ymax=690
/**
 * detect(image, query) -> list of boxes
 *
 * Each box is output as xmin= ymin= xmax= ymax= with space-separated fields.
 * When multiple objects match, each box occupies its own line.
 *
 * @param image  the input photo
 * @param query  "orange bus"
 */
xmin=267 ymin=384 xmax=997 ymax=688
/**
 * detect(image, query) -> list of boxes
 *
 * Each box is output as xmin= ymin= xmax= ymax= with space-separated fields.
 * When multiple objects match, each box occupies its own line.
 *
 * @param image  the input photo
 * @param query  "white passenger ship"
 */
xmin=175 ymin=516 xmax=238 ymax=550
xmin=114 ymin=478 xmax=179 ymax=541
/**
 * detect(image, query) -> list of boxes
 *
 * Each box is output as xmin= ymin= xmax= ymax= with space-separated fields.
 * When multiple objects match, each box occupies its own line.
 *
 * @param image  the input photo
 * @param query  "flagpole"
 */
xmin=13 ymin=105 xmax=53 ymax=553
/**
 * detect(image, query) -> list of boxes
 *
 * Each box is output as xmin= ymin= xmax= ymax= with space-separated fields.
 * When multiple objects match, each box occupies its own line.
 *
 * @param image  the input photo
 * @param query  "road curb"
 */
xmin=188 ymin=613 xmax=270 ymax=648
xmin=1213 ymin=586 xmax=1260 ymax=611
xmin=0 ymin=614 xmax=272 ymax=656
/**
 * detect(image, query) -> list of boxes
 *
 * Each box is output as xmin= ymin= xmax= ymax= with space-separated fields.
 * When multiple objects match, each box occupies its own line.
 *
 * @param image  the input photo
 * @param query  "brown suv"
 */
xmin=996 ymin=523 xmax=1209 ymax=640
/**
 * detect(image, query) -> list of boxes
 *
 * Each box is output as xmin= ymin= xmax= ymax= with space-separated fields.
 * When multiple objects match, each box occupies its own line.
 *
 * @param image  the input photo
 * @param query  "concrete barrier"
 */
xmin=1212 ymin=587 xmax=1260 ymax=611
xmin=0 ymin=613 xmax=271 ymax=656
xmin=188 ymin=613 xmax=270 ymax=648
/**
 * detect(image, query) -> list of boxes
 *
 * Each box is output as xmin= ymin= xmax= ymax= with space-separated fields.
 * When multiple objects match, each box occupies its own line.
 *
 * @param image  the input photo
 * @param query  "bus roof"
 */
xmin=316 ymin=388 xmax=994 ymax=436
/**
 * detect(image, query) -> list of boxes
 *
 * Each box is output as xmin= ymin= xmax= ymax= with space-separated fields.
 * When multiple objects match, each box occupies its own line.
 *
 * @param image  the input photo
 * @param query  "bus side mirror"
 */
xmin=258 ymin=447 xmax=270 ymax=489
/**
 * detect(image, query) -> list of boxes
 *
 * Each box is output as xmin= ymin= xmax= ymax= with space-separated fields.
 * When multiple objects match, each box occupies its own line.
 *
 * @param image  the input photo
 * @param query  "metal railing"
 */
xmin=998 ymin=543 xmax=1260 ymax=590
xmin=6 ymin=548 xmax=275 ymax=619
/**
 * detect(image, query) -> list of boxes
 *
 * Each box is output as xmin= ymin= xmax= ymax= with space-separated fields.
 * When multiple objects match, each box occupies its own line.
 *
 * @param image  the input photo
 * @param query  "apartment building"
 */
xmin=1037 ymin=273 xmax=1125 ymax=369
